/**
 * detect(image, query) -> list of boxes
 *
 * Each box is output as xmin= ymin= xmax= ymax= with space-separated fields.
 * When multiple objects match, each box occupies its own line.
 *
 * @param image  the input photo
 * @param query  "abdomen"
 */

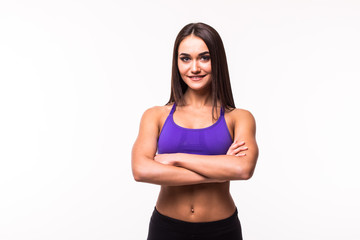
xmin=155 ymin=182 xmax=236 ymax=222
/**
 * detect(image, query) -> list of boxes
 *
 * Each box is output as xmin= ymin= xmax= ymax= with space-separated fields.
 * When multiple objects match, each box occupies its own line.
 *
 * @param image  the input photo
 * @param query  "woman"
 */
xmin=132 ymin=22 xmax=258 ymax=240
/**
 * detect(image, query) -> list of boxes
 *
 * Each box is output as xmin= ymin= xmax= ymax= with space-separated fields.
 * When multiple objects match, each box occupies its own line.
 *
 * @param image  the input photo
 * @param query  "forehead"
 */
xmin=178 ymin=35 xmax=209 ymax=54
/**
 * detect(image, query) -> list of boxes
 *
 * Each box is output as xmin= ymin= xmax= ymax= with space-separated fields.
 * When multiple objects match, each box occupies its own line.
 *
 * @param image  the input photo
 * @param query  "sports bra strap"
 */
xmin=220 ymin=106 xmax=225 ymax=116
xmin=170 ymin=103 xmax=176 ymax=114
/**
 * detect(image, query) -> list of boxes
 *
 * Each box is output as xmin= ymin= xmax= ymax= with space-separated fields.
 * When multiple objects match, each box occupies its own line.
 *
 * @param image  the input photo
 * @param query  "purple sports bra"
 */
xmin=157 ymin=103 xmax=233 ymax=155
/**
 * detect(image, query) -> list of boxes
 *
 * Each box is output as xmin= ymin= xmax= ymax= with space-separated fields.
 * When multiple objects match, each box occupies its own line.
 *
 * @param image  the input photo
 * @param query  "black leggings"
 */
xmin=147 ymin=207 xmax=243 ymax=240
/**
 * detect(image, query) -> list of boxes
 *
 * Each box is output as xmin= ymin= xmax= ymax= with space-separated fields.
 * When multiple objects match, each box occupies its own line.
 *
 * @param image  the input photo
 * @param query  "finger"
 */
xmin=227 ymin=148 xmax=238 ymax=155
xmin=235 ymin=146 xmax=248 ymax=152
xmin=228 ymin=148 xmax=244 ymax=155
xmin=229 ymin=142 xmax=242 ymax=150
xmin=235 ymin=153 xmax=246 ymax=157
xmin=229 ymin=145 xmax=237 ymax=150
xmin=227 ymin=151 xmax=235 ymax=156
xmin=231 ymin=146 xmax=248 ymax=155
xmin=227 ymin=141 xmax=246 ymax=155
xmin=233 ymin=141 xmax=245 ymax=147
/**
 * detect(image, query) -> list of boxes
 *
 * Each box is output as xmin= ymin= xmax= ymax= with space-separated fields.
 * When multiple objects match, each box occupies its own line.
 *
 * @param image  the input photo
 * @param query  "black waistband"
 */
xmin=151 ymin=207 xmax=240 ymax=234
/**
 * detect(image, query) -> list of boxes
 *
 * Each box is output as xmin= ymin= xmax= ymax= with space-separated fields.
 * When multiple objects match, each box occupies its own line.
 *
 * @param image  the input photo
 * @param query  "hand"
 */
xmin=154 ymin=153 xmax=178 ymax=166
xmin=227 ymin=140 xmax=248 ymax=156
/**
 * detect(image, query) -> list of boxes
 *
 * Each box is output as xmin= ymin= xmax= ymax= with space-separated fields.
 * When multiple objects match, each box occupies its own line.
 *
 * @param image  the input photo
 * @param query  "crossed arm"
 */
xmin=131 ymin=107 xmax=258 ymax=186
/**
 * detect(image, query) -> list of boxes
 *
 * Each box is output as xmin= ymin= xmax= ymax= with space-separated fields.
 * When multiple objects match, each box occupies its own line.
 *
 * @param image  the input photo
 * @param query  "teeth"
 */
xmin=189 ymin=76 xmax=204 ymax=79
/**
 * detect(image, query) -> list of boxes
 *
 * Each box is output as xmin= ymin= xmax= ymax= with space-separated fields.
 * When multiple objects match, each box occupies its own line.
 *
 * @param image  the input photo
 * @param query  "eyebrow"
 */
xmin=179 ymin=51 xmax=210 ymax=56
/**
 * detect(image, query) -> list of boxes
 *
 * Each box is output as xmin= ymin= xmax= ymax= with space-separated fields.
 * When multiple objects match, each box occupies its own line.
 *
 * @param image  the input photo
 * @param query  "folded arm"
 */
xmin=131 ymin=107 xmax=225 ymax=186
xmin=154 ymin=109 xmax=259 ymax=180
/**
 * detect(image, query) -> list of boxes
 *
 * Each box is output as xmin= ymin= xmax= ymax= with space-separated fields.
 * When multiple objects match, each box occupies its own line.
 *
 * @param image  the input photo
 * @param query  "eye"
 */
xmin=200 ymin=55 xmax=211 ymax=61
xmin=180 ymin=57 xmax=191 ymax=62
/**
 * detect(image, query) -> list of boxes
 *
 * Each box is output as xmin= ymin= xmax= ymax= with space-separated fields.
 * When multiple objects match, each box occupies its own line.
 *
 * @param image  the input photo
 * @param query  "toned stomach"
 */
xmin=155 ymin=181 xmax=236 ymax=222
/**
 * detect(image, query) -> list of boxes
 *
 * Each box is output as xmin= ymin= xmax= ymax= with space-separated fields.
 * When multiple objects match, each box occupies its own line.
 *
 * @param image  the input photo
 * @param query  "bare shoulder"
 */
xmin=227 ymin=108 xmax=256 ymax=124
xmin=142 ymin=104 xmax=172 ymax=119
xmin=142 ymin=105 xmax=164 ymax=118
xmin=140 ymin=104 xmax=173 ymax=129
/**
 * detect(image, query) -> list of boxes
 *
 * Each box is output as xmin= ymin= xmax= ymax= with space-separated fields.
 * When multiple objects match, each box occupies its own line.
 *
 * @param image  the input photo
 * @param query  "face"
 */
xmin=177 ymin=35 xmax=212 ymax=91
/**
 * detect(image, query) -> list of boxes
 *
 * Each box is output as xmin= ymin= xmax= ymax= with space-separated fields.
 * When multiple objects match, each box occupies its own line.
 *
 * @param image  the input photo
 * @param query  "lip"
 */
xmin=187 ymin=74 xmax=207 ymax=81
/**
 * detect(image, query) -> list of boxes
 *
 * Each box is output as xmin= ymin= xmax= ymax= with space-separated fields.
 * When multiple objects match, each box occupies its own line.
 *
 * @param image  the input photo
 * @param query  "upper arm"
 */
xmin=131 ymin=107 xmax=161 ymax=176
xmin=232 ymin=109 xmax=259 ymax=175
xmin=233 ymin=109 xmax=257 ymax=143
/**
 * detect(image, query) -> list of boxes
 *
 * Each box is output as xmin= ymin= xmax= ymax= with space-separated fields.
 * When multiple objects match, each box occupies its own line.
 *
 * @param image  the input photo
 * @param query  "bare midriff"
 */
xmin=155 ymin=181 xmax=236 ymax=222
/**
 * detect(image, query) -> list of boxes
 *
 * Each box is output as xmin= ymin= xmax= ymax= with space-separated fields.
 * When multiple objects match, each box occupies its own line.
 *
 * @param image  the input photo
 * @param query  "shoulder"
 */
xmin=142 ymin=105 xmax=164 ymax=118
xmin=231 ymin=108 xmax=255 ymax=119
xmin=227 ymin=108 xmax=255 ymax=121
xmin=140 ymin=104 xmax=174 ymax=127
xmin=142 ymin=104 xmax=173 ymax=119
xmin=226 ymin=108 xmax=256 ymax=129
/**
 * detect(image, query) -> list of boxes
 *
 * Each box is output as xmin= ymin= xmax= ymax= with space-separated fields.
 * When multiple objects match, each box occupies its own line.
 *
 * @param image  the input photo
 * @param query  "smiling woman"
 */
xmin=177 ymin=36 xmax=212 ymax=91
xmin=131 ymin=22 xmax=258 ymax=240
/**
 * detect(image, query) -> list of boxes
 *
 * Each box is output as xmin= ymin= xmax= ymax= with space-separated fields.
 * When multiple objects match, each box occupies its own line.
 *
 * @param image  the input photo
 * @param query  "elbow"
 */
xmin=132 ymin=166 xmax=147 ymax=182
xmin=233 ymin=152 xmax=258 ymax=180
xmin=233 ymin=165 xmax=255 ymax=180
xmin=241 ymin=170 xmax=254 ymax=180
xmin=133 ymin=171 xmax=143 ymax=182
xmin=132 ymin=155 xmax=158 ymax=183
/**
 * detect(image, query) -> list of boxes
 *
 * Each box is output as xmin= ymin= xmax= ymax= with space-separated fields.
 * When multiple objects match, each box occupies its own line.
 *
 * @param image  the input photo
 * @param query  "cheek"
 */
xmin=177 ymin=63 xmax=187 ymax=75
xmin=201 ymin=62 xmax=212 ymax=73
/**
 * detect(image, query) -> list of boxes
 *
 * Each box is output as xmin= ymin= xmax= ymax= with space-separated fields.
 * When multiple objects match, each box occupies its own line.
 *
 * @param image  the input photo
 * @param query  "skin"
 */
xmin=131 ymin=35 xmax=258 ymax=222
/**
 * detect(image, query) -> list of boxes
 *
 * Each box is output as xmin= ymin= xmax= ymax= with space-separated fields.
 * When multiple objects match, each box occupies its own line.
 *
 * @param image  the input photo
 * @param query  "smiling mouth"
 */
xmin=188 ymin=75 xmax=207 ymax=80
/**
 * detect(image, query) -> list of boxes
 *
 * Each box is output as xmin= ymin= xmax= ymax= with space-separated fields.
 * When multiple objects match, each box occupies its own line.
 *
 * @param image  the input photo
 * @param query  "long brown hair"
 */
xmin=167 ymin=22 xmax=235 ymax=119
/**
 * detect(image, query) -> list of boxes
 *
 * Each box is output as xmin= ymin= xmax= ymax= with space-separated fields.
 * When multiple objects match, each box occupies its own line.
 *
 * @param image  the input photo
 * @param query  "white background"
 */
xmin=1 ymin=0 xmax=359 ymax=239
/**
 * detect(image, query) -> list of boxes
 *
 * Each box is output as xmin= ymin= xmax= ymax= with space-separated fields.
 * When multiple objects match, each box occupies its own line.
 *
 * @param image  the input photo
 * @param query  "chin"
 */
xmin=187 ymin=82 xmax=211 ymax=91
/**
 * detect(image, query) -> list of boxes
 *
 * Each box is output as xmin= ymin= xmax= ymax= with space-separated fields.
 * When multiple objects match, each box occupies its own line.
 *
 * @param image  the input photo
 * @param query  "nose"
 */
xmin=191 ymin=60 xmax=200 ymax=73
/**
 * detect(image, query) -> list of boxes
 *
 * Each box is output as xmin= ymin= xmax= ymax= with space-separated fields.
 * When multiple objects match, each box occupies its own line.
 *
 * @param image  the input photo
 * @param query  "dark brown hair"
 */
xmin=167 ymin=22 xmax=235 ymax=118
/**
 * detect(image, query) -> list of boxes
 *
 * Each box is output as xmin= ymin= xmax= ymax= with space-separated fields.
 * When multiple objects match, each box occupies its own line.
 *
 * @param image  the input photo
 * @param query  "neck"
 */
xmin=182 ymin=87 xmax=212 ymax=108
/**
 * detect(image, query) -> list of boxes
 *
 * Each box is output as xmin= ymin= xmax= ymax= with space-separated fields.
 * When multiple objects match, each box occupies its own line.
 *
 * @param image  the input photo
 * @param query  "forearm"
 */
xmin=173 ymin=153 xmax=257 ymax=180
xmin=132 ymin=157 xmax=224 ymax=186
